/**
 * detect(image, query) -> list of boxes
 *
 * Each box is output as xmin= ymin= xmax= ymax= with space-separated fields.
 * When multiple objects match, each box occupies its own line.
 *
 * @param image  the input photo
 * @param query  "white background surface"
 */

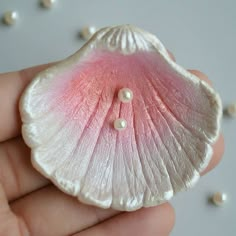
xmin=0 ymin=1 xmax=235 ymax=235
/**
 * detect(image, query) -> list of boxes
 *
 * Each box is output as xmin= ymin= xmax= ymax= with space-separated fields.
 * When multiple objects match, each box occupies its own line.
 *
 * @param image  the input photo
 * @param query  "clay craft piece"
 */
xmin=20 ymin=25 xmax=222 ymax=211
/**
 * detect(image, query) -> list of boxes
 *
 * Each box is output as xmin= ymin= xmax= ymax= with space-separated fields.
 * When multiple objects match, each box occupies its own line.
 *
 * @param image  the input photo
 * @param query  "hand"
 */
xmin=0 ymin=58 xmax=224 ymax=236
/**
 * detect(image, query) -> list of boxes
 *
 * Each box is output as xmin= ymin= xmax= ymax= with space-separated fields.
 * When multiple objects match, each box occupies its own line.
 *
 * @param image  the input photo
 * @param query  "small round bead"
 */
xmin=114 ymin=118 xmax=127 ymax=131
xmin=226 ymin=103 xmax=236 ymax=117
xmin=41 ymin=0 xmax=56 ymax=8
xmin=80 ymin=26 xmax=97 ymax=40
xmin=212 ymin=192 xmax=227 ymax=206
xmin=118 ymin=88 xmax=133 ymax=103
xmin=2 ymin=11 xmax=18 ymax=25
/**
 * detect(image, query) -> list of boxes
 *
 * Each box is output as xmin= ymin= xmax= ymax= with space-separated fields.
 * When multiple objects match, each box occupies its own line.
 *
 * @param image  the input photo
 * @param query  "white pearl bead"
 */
xmin=2 ymin=11 xmax=18 ymax=25
xmin=226 ymin=103 xmax=236 ymax=117
xmin=80 ymin=26 xmax=97 ymax=40
xmin=212 ymin=192 xmax=227 ymax=206
xmin=114 ymin=118 xmax=127 ymax=131
xmin=41 ymin=0 xmax=56 ymax=8
xmin=118 ymin=88 xmax=133 ymax=103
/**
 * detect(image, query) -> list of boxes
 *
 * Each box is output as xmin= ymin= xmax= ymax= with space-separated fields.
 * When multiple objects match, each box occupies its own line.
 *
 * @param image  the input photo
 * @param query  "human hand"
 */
xmin=0 ymin=56 xmax=224 ymax=236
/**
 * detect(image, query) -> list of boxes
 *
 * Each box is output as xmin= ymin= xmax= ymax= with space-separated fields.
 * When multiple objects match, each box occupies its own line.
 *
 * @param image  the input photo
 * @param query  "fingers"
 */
xmin=167 ymin=50 xmax=176 ymax=61
xmin=201 ymin=134 xmax=224 ymax=175
xmin=0 ymin=182 xmax=24 ymax=236
xmin=188 ymin=69 xmax=212 ymax=85
xmin=76 ymin=203 xmax=175 ymax=236
xmin=0 ymin=137 xmax=49 ymax=201
xmin=0 ymin=182 xmax=9 ymax=213
xmin=0 ymin=64 xmax=52 ymax=142
xmin=11 ymin=186 xmax=119 ymax=236
xmin=187 ymin=69 xmax=224 ymax=175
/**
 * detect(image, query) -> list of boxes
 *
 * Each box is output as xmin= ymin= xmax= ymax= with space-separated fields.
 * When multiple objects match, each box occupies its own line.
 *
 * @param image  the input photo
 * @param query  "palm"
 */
xmin=0 ymin=64 xmax=223 ymax=236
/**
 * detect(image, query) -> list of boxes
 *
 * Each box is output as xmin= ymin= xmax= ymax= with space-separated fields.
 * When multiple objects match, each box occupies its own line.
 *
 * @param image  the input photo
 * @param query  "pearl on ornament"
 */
xmin=80 ymin=26 xmax=97 ymax=40
xmin=225 ymin=103 xmax=236 ymax=118
xmin=212 ymin=192 xmax=227 ymax=206
xmin=2 ymin=11 xmax=18 ymax=25
xmin=118 ymin=88 xmax=133 ymax=103
xmin=41 ymin=0 xmax=56 ymax=8
xmin=114 ymin=118 xmax=127 ymax=131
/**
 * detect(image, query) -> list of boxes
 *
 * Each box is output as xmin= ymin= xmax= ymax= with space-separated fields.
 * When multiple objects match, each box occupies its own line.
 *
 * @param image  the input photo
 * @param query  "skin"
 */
xmin=0 ymin=52 xmax=224 ymax=236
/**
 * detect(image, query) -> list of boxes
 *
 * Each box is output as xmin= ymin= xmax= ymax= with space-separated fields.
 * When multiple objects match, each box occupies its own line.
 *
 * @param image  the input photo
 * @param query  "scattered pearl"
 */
xmin=226 ymin=103 xmax=236 ymax=118
xmin=41 ymin=0 xmax=56 ymax=8
xmin=212 ymin=192 xmax=227 ymax=206
xmin=80 ymin=26 xmax=97 ymax=40
xmin=118 ymin=88 xmax=133 ymax=103
xmin=114 ymin=118 xmax=127 ymax=131
xmin=2 ymin=11 xmax=18 ymax=25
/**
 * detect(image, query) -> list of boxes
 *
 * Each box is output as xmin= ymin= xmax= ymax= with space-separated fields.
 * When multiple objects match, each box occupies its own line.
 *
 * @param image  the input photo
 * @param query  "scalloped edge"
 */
xmin=20 ymin=24 xmax=222 ymax=211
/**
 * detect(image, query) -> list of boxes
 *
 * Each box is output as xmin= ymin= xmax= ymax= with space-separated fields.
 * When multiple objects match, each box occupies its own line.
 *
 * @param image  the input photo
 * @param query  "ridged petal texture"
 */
xmin=20 ymin=25 xmax=222 ymax=211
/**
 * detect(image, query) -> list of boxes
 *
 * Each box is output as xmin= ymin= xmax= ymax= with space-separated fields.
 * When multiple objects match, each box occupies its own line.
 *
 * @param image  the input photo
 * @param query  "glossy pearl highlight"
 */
xmin=80 ymin=26 xmax=97 ymax=40
xmin=2 ymin=11 xmax=18 ymax=25
xmin=41 ymin=0 xmax=56 ymax=8
xmin=212 ymin=192 xmax=227 ymax=206
xmin=114 ymin=118 xmax=127 ymax=131
xmin=226 ymin=103 xmax=236 ymax=118
xmin=118 ymin=88 xmax=133 ymax=103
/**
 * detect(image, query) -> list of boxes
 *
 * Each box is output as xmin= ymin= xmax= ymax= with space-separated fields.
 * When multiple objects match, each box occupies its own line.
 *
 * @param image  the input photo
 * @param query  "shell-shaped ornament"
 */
xmin=20 ymin=25 xmax=222 ymax=211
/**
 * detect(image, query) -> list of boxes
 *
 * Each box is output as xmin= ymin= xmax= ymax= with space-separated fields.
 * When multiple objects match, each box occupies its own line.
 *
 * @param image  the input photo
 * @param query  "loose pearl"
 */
xmin=226 ymin=103 xmax=236 ymax=117
xmin=41 ymin=0 xmax=56 ymax=8
xmin=2 ymin=11 xmax=18 ymax=25
xmin=80 ymin=26 xmax=97 ymax=40
xmin=114 ymin=118 xmax=127 ymax=131
xmin=212 ymin=192 xmax=227 ymax=206
xmin=118 ymin=88 xmax=133 ymax=103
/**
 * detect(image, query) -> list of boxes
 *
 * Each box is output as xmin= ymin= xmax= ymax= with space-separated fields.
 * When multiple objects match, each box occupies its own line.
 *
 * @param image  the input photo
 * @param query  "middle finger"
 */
xmin=0 ymin=137 xmax=49 ymax=201
xmin=11 ymin=185 xmax=118 ymax=236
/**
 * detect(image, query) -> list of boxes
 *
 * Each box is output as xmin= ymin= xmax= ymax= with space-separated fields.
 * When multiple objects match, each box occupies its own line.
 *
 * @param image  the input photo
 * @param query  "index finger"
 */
xmin=0 ymin=64 xmax=52 ymax=142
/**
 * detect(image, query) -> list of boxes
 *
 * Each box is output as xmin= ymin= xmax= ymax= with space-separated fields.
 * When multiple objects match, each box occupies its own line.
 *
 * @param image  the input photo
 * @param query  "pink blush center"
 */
xmin=52 ymin=51 xmax=153 ymax=119
xmin=49 ymin=50 xmax=200 ymax=143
